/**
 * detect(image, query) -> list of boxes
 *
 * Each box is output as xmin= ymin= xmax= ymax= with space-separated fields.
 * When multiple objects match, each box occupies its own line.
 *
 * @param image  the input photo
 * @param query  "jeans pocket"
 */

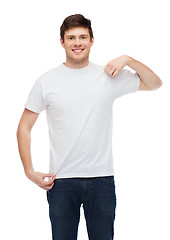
xmin=100 ymin=176 xmax=114 ymax=185
xmin=48 ymin=178 xmax=70 ymax=192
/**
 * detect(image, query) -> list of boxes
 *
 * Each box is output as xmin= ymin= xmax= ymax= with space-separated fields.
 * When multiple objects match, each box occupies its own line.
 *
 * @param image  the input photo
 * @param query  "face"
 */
xmin=60 ymin=27 xmax=94 ymax=65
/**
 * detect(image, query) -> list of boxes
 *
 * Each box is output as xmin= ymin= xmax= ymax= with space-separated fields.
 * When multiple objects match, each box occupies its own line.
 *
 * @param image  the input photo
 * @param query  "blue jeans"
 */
xmin=46 ymin=175 xmax=117 ymax=240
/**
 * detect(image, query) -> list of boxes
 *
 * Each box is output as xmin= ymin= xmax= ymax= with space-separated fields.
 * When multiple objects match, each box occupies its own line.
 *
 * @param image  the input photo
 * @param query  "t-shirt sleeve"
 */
xmin=24 ymin=78 xmax=46 ymax=113
xmin=114 ymin=68 xmax=140 ymax=99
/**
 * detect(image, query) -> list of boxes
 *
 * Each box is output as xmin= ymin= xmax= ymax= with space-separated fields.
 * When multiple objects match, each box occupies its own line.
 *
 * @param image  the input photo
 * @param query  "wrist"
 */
xmin=25 ymin=168 xmax=35 ymax=178
xmin=123 ymin=55 xmax=131 ymax=65
xmin=125 ymin=55 xmax=134 ymax=67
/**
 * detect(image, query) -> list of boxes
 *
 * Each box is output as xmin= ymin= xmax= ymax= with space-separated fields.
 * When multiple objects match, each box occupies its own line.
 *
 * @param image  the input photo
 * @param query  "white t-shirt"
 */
xmin=24 ymin=61 xmax=140 ymax=179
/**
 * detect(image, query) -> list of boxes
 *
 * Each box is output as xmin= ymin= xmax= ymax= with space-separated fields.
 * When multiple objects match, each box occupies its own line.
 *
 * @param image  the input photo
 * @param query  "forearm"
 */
xmin=16 ymin=128 xmax=34 ymax=177
xmin=126 ymin=55 xmax=162 ymax=89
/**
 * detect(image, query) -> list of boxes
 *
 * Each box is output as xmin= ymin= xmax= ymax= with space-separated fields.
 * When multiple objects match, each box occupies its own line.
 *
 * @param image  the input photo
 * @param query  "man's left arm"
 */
xmin=104 ymin=55 xmax=163 ymax=91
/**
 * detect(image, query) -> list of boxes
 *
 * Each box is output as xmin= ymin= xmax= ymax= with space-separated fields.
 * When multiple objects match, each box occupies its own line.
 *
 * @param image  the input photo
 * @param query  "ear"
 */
xmin=60 ymin=38 xmax=65 ymax=49
xmin=90 ymin=37 xmax=94 ymax=47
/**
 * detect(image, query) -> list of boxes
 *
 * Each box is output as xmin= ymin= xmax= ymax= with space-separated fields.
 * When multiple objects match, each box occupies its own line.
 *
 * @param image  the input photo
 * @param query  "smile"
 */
xmin=72 ymin=49 xmax=84 ymax=53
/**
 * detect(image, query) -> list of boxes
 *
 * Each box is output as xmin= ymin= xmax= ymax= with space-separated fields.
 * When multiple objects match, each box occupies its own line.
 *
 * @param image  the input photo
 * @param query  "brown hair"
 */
xmin=60 ymin=14 xmax=93 ymax=42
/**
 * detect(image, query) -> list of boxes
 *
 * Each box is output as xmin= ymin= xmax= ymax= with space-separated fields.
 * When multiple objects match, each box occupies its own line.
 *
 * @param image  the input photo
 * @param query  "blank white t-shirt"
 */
xmin=24 ymin=61 xmax=140 ymax=179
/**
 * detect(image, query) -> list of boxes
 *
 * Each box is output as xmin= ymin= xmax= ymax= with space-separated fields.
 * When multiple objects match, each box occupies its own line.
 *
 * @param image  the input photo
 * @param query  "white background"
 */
xmin=1 ymin=0 xmax=170 ymax=239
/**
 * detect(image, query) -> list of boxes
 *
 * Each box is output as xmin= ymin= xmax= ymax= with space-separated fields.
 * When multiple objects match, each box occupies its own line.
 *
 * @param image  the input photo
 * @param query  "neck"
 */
xmin=64 ymin=58 xmax=89 ymax=69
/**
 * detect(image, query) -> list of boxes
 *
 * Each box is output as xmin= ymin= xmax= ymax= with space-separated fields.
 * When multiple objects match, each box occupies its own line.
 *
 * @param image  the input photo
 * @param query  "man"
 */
xmin=16 ymin=14 xmax=162 ymax=240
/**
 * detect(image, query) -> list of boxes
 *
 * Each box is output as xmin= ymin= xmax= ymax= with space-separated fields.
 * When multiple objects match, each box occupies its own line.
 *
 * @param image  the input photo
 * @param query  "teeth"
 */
xmin=73 ymin=49 xmax=83 ymax=53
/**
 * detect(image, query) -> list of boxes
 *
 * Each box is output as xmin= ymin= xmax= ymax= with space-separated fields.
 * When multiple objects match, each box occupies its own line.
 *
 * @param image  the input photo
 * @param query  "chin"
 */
xmin=74 ymin=59 xmax=85 ymax=63
xmin=72 ymin=57 xmax=87 ymax=63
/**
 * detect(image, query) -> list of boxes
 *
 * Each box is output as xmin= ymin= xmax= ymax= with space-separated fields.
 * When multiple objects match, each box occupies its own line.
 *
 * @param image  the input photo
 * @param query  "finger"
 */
xmin=49 ymin=173 xmax=56 ymax=180
xmin=112 ymin=69 xmax=119 ymax=77
xmin=43 ymin=172 xmax=55 ymax=178
xmin=44 ymin=175 xmax=56 ymax=186
xmin=39 ymin=185 xmax=50 ymax=191
xmin=46 ymin=182 xmax=54 ymax=190
xmin=39 ymin=182 xmax=54 ymax=191
xmin=49 ymin=182 xmax=54 ymax=189
xmin=104 ymin=66 xmax=107 ymax=73
xmin=104 ymin=65 xmax=112 ymax=73
xmin=108 ymin=68 xmax=116 ymax=76
xmin=47 ymin=182 xmax=54 ymax=190
xmin=43 ymin=173 xmax=55 ymax=182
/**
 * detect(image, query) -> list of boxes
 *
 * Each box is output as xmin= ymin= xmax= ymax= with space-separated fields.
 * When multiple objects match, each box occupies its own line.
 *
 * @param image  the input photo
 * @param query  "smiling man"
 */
xmin=61 ymin=28 xmax=93 ymax=67
xmin=16 ymin=14 xmax=162 ymax=240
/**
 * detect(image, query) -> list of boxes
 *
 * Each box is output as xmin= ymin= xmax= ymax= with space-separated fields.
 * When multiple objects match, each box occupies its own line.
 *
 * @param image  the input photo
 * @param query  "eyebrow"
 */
xmin=66 ymin=34 xmax=89 ymax=38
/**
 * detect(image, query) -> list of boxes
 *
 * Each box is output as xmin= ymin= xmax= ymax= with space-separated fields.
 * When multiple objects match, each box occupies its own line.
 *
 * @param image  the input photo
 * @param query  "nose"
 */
xmin=74 ymin=37 xmax=82 ymax=46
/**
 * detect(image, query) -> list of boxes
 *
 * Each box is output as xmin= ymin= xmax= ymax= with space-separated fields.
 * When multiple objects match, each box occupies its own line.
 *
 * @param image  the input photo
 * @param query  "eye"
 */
xmin=82 ymin=37 xmax=86 ymax=39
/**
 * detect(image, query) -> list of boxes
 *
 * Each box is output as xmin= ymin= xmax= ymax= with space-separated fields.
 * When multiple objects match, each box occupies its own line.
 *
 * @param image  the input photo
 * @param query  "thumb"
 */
xmin=45 ymin=172 xmax=55 ymax=177
xmin=43 ymin=173 xmax=56 ymax=183
xmin=42 ymin=172 xmax=55 ymax=179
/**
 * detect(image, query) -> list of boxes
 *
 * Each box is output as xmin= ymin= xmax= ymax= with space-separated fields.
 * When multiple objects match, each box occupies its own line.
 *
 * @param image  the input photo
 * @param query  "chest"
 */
xmin=44 ymin=74 xmax=115 ymax=115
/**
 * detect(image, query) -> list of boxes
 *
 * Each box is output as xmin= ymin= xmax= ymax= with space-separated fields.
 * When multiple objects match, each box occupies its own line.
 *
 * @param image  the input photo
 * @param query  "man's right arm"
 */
xmin=16 ymin=108 xmax=55 ymax=190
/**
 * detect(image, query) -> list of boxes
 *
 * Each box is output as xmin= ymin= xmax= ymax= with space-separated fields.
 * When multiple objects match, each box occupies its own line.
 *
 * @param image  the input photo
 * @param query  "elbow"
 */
xmin=16 ymin=126 xmax=19 ymax=138
xmin=159 ymin=79 xmax=163 ymax=87
xmin=16 ymin=124 xmax=31 ymax=137
xmin=151 ymin=77 xmax=163 ymax=90
xmin=156 ymin=77 xmax=163 ymax=89
xmin=16 ymin=126 xmax=21 ymax=140
xmin=16 ymin=122 xmax=22 ymax=137
xmin=16 ymin=124 xmax=26 ymax=139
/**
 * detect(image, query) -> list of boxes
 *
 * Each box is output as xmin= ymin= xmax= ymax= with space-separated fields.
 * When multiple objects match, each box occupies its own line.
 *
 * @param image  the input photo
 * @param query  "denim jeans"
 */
xmin=46 ymin=175 xmax=117 ymax=240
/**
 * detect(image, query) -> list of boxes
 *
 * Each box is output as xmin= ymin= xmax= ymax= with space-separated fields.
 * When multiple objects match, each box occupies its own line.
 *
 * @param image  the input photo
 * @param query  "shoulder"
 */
xmin=90 ymin=62 xmax=105 ymax=71
xmin=90 ymin=63 xmax=132 ymax=79
xmin=36 ymin=64 xmax=63 ymax=84
xmin=117 ymin=68 xmax=134 ymax=78
xmin=89 ymin=62 xmax=107 ymax=77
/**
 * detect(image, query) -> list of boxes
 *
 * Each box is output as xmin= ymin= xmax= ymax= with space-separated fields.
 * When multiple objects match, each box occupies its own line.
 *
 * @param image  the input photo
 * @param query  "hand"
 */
xmin=26 ymin=171 xmax=56 ymax=190
xmin=104 ymin=55 xmax=130 ymax=78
